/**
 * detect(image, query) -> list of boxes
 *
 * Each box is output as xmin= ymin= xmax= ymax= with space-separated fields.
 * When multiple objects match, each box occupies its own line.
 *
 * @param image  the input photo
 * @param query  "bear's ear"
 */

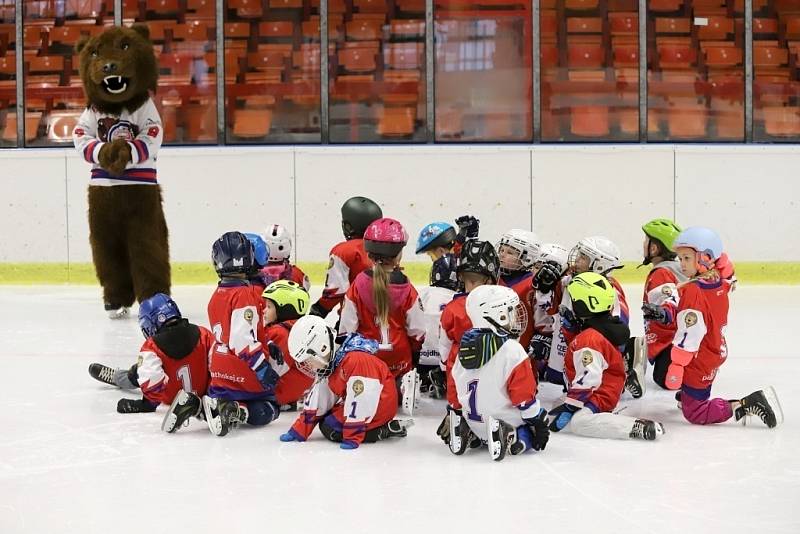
xmin=75 ymin=35 xmax=91 ymax=54
xmin=130 ymin=24 xmax=150 ymax=41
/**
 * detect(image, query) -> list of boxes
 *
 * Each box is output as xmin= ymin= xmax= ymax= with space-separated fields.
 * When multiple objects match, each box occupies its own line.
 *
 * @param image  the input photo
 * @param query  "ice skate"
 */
xmin=105 ymin=304 xmax=130 ymax=320
xmin=448 ymin=409 xmax=475 ymax=455
xmin=400 ymin=369 xmax=421 ymax=416
xmin=202 ymin=395 xmax=248 ymax=437
xmin=734 ymin=387 xmax=783 ymax=428
xmin=624 ymin=337 xmax=646 ymax=399
xmin=486 ymin=416 xmax=517 ymax=461
xmin=629 ymin=419 xmax=665 ymax=441
xmin=88 ymin=363 xmax=136 ymax=389
xmin=161 ymin=390 xmax=202 ymax=433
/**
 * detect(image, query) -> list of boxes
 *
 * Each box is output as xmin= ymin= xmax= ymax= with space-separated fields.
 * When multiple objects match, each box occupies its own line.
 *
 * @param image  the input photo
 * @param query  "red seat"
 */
xmin=754 ymin=45 xmax=789 ymax=67
xmin=390 ymin=20 xmax=425 ymax=38
xmin=269 ymin=0 xmax=302 ymax=7
xmin=0 ymin=54 xmax=15 ymax=74
xmin=338 ymin=46 xmax=377 ymax=73
xmin=655 ymin=18 xmax=690 ymax=34
xmin=397 ymin=0 xmax=425 ymax=12
xmin=49 ymin=26 xmax=84 ymax=45
xmin=541 ymin=43 xmax=559 ymax=68
xmin=174 ymin=22 xmax=212 ymax=42
xmin=609 ymin=12 xmax=637 ymax=36
xmin=146 ymin=0 xmax=180 ymax=14
xmin=229 ymin=0 xmax=263 ymax=17
xmin=568 ymin=43 xmax=605 ymax=68
xmin=613 ymin=44 xmax=638 ymax=67
xmin=570 ymin=106 xmax=610 ymax=137
xmin=346 ymin=18 xmax=383 ymax=41
xmin=186 ymin=0 xmax=215 ymax=18
xmin=259 ymin=21 xmax=294 ymax=39
xmin=784 ymin=16 xmax=800 ymax=40
xmin=182 ymin=102 xmax=216 ymax=141
xmin=159 ymin=53 xmax=194 ymax=76
xmin=28 ymin=55 xmax=65 ymax=73
xmin=697 ymin=17 xmax=734 ymax=40
xmin=649 ymin=0 xmax=683 ymax=12
xmin=754 ymin=18 xmax=778 ymax=36
xmin=658 ymin=43 xmax=696 ymax=68
xmin=225 ymin=23 xmax=250 ymax=40
xmin=384 ymin=43 xmax=423 ymax=70
xmin=1 ymin=111 xmax=42 ymax=142
xmin=565 ymin=0 xmax=599 ymax=10
xmin=354 ymin=0 xmax=388 ymax=13
xmin=704 ymin=45 xmax=742 ymax=67
xmin=567 ymin=17 xmax=603 ymax=34
xmin=541 ymin=10 xmax=557 ymax=37
xmin=762 ymin=106 xmax=800 ymax=136
xmin=377 ymin=107 xmax=415 ymax=137
xmin=232 ymin=108 xmax=272 ymax=138
xmin=302 ymin=16 xmax=344 ymax=41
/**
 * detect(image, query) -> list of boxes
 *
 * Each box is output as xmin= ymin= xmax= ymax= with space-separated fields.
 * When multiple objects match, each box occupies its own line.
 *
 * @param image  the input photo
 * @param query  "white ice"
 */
xmin=0 ymin=284 xmax=798 ymax=534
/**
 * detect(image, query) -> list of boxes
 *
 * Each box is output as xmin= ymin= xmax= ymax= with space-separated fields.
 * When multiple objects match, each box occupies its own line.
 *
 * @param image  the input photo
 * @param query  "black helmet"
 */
xmin=341 ymin=196 xmax=383 ymax=239
xmin=212 ymin=231 xmax=255 ymax=276
xmin=430 ymin=253 xmax=461 ymax=291
xmin=457 ymin=239 xmax=499 ymax=284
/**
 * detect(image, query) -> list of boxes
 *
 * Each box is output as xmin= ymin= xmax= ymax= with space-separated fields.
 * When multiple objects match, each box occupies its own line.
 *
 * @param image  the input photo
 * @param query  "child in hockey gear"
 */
xmin=440 ymin=240 xmax=500 ymax=403
xmin=261 ymin=280 xmax=314 ymax=409
xmin=310 ymin=196 xmax=382 ymax=318
xmin=644 ymin=227 xmax=782 ymax=428
xmin=279 ymin=316 xmax=411 ymax=449
xmin=204 ymin=231 xmax=282 ymax=436
xmin=339 ymin=218 xmax=426 ymax=415
xmin=260 ymin=224 xmax=311 ymax=291
xmin=631 ymin=219 xmax=687 ymax=396
xmin=90 ymin=293 xmax=213 ymax=430
xmin=550 ymin=273 xmax=664 ymax=441
xmin=416 ymin=215 xmax=481 ymax=265
xmin=441 ymin=285 xmax=549 ymax=461
xmin=244 ymin=232 xmax=270 ymax=289
xmin=496 ymin=229 xmax=541 ymax=350
xmin=529 ymin=243 xmax=570 ymax=380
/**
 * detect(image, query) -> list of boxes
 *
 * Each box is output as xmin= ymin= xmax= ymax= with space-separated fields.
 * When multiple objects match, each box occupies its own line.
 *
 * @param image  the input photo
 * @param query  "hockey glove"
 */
xmin=308 ymin=302 xmax=329 ymax=318
xmin=559 ymin=305 xmax=580 ymax=334
xmin=530 ymin=334 xmax=552 ymax=361
xmin=254 ymin=359 xmax=280 ymax=390
xmin=533 ymin=261 xmax=562 ymax=293
xmin=117 ymin=397 xmax=158 ymax=414
xmin=455 ymin=215 xmax=480 ymax=242
xmin=523 ymin=409 xmax=550 ymax=451
xmin=548 ymin=403 xmax=580 ymax=432
xmin=266 ymin=340 xmax=284 ymax=366
xmin=436 ymin=406 xmax=460 ymax=444
xmin=642 ymin=303 xmax=670 ymax=325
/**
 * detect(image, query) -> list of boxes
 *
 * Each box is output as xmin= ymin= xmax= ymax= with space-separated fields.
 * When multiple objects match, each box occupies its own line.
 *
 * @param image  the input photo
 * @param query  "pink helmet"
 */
xmin=364 ymin=218 xmax=408 ymax=258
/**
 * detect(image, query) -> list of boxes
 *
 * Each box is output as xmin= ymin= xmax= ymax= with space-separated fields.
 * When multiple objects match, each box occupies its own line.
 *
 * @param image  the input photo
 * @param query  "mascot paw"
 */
xmin=98 ymin=139 xmax=132 ymax=177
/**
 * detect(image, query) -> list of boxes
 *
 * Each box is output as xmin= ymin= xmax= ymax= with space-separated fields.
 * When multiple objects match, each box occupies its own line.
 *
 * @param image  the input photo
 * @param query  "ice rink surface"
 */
xmin=0 ymin=284 xmax=798 ymax=534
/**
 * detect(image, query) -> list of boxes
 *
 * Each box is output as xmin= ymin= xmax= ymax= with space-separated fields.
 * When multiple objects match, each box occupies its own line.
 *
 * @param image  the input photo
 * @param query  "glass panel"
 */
xmin=753 ymin=0 xmax=800 ymax=141
xmin=541 ymin=0 xmax=639 ymax=141
xmin=125 ymin=0 xmax=219 ymax=144
xmin=647 ymin=0 xmax=744 ymax=141
xmin=0 ymin=0 xmax=16 ymax=147
xmin=225 ymin=0 xmax=321 ymax=143
xmin=435 ymin=0 xmax=532 ymax=142
xmin=328 ymin=0 xmax=427 ymax=143
xmin=22 ymin=1 xmax=113 ymax=146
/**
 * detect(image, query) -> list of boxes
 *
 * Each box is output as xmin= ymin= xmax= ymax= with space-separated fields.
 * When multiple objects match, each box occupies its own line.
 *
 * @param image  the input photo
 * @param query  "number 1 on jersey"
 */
xmin=177 ymin=364 xmax=193 ymax=393
xmin=466 ymin=380 xmax=482 ymax=422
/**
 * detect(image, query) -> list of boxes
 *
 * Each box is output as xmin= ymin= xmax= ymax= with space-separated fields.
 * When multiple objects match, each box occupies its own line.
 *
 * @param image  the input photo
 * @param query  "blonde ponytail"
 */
xmin=372 ymin=262 xmax=390 ymax=327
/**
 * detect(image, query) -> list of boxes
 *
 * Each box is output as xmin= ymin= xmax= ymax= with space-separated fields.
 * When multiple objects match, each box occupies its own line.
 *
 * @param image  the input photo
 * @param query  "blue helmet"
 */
xmin=244 ymin=232 xmax=270 ymax=268
xmin=672 ymin=226 xmax=723 ymax=273
xmin=430 ymin=253 xmax=461 ymax=291
xmin=212 ymin=231 xmax=255 ymax=276
xmin=416 ymin=222 xmax=457 ymax=254
xmin=138 ymin=293 xmax=181 ymax=338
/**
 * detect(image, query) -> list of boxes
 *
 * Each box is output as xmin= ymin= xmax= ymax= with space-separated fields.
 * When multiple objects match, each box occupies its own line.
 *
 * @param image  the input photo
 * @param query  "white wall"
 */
xmin=0 ymin=144 xmax=797 ymax=263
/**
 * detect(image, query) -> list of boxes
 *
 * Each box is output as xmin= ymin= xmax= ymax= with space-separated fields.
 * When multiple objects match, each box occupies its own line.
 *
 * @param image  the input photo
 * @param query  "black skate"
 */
xmin=448 ymin=410 xmax=476 ymax=455
xmin=486 ymin=416 xmax=517 ymax=461
xmin=161 ymin=390 xmax=202 ymax=433
xmin=427 ymin=368 xmax=447 ymax=400
xmin=202 ymin=395 xmax=248 ymax=437
xmin=104 ymin=303 xmax=130 ymax=320
xmin=88 ymin=363 xmax=136 ymax=389
xmin=629 ymin=419 xmax=665 ymax=441
xmin=623 ymin=337 xmax=646 ymax=399
xmin=734 ymin=387 xmax=783 ymax=428
xmin=373 ymin=419 xmax=415 ymax=440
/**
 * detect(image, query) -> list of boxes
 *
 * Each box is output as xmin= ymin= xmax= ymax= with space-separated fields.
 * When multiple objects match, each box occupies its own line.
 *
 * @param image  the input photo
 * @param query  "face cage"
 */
xmin=487 ymin=300 xmax=529 ymax=339
xmin=497 ymin=243 xmax=527 ymax=275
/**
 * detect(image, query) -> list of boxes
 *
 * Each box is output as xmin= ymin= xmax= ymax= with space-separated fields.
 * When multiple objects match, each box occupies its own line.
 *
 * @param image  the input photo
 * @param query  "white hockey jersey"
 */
xmin=72 ymin=97 xmax=164 ymax=186
xmin=452 ymin=337 xmax=541 ymax=440
xmin=417 ymin=285 xmax=455 ymax=367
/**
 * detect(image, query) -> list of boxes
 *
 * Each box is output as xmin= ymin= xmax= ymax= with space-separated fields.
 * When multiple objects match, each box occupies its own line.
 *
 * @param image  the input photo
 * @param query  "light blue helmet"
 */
xmin=416 ymin=222 xmax=457 ymax=254
xmin=244 ymin=232 xmax=270 ymax=268
xmin=672 ymin=226 xmax=723 ymax=273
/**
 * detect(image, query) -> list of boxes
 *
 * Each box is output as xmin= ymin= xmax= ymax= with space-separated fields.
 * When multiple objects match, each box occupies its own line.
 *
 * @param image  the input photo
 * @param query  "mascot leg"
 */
xmin=88 ymin=186 xmax=135 ymax=312
xmin=126 ymin=185 xmax=171 ymax=303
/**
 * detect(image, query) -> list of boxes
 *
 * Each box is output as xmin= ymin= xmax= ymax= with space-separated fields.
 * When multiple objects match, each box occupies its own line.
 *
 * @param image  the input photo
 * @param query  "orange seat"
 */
xmin=667 ymin=105 xmax=707 ymax=138
xmin=655 ymin=18 xmax=691 ymax=34
xmin=23 ymin=26 xmax=48 ymax=49
xmin=613 ymin=44 xmax=638 ymax=67
xmin=174 ymin=22 xmax=212 ymax=42
xmin=658 ymin=43 xmax=696 ymax=68
xmin=692 ymin=0 xmax=726 ymax=13
xmin=182 ymin=103 xmax=216 ymax=141
xmin=378 ymin=107 xmax=415 ymax=137
xmin=762 ymin=106 xmax=800 ymax=136
xmin=269 ymin=0 xmax=303 ymax=7
xmin=397 ymin=0 xmax=425 ymax=12
xmin=1 ymin=112 xmax=42 ymax=142
xmin=28 ymin=55 xmax=65 ymax=73
xmin=384 ymin=43 xmax=423 ymax=70
xmin=567 ymin=17 xmax=603 ymax=34
xmin=565 ymin=0 xmax=599 ymax=9
xmin=704 ymin=46 xmax=742 ymax=67
xmin=649 ymin=0 xmax=683 ymax=11
xmin=0 ymin=54 xmax=15 ymax=75
xmin=754 ymin=18 xmax=779 ymax=36
xmin=784 ymin=16 xmax=800 ymax=40
xmin=541 ymin=43 xmax=559 ymax=68
xmin=570 ymin=106 xmax=610 ymax=137
xmin=229 ymin=0 xmax=262 ymax=17
xmin=302 ymin=16 xmax=344 ymax=41
xmin=711 ymin=100 xmax=743 ymax=139
xmin=225 ymin=23 xmax=250 ymax=40
xmin=186 ymin=0 xmax=215 ymax=17
xmin=568 ymin=43 xmax=605 ymax=68
xmin=293 ymin=45 xmax=320 ymax=74
xmin=754 ymin=45 xmax=789 ymax=67
xmin=158 ymin=53 xmax=193 ymax=76
xmin=49 ymin=26 xmax=83 ymax=46
xmin=310 ymin=0 xmax=347 ymax=13
xmin=617 ymin=108 xmax=639 ymax=135
xmin=338 ymin=47 xmax=377 ymax=73
xmin=698 ymin=17 xmax=734 ymax=40
xmin=232 ymin=108 xmax=272 ymax=138
xmin=541 ymin=10 xmax=557 ymax=37
xmin=259 ymin=21 xmax=294 ymax=40
xmin=146 ymin=0 xmax=180 ymax=14
xmin=346 ymin=18 xmax=383 ymax=41
xmin=609 ymin=12 xmax=637 ymax=36
xmin=390 ymin=20 xmax=425 ymax=38
xmin=355 ymin=0 xmax=388 ymax=13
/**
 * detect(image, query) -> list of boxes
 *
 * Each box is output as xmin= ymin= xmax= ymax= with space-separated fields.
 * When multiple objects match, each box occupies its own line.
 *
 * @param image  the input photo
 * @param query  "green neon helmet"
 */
xmin=642 ymin=218 xmax=682 ymax=249
xmin=567 ymin=272 xmax=615 ymax=318
xmin=262 ymin=280 xmax=310 ymax=321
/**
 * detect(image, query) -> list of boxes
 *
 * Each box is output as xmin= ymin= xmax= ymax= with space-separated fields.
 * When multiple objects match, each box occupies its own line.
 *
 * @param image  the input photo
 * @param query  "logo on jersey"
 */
xmin=580 ymin=350 xmax=593 ymax=366
xmin=352 ymin=379 xmax=364 ymax=397
xmin=661 ymin=285 xmax=673 ymax=296
xmin=147 ymin=126 xmax=160 ymax=137
xmin=244 ymin=309 xmax=254 ymax=323
xmin=74 ymin=127 xmax=85 ymax=137
xmin=684 ymin=312 xmax=698 ymax=327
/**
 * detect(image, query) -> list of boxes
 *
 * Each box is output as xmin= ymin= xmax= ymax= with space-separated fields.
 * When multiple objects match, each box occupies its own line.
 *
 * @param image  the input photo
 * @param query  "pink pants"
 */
xmin=681 ymin=390 xmax=733 ymax=425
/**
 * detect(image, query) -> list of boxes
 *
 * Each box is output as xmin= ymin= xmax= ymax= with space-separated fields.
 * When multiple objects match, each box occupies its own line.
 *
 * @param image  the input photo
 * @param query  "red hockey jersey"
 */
xmin=317 ymin=238 xmax=372 ymax=312
xmin=642 ymin=262 xmax=683 ymax=358
xmin=440 ymin=293 xmax=472 ymax=407
xmin=260 ymin=261 xmax=311 ymax=292
xmin=289 ymin=350 xmax=398 ymax=445
xmin=264 ymin=320 xmax=314 ymax=405
xmin=136 ymin=320 xmax=214 ymax=405
xmin=499 ymin=271 xmax=536 ymax=349
xmin=564 ymin=327 xmax=627 ymax=413
xmin=339 ymin=269 xmax=426 ymax=377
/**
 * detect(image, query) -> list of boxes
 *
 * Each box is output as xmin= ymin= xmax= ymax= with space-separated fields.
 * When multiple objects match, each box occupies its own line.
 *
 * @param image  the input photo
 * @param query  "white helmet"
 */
xmin=263 ymin=224 xmax=292 ymax=262
xmin=537 ymin=243 xmax=570 ymax=274
xmin=569 ymin=236 xmax=622 ymax=275
xmin=496 ymin=229 xmax=541 ymax=274
xmin=288 ymin=315 xmax=335 ymax=378
xmin=465 ymin=285 xmax=528 ymax=338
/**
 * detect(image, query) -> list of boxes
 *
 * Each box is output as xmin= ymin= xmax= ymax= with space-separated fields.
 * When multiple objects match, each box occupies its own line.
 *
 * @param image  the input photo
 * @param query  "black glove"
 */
xmin=559 ymin=305 xmax=580 ymax=334
xmin=436 ymin=405 xmax=460 ymax=444
xmin=533 ymin=261 xmax=562 ymax=293
xmin=266 ymin=340 xmax=284 ymax=366
xmin=642 ymin=303 xmax=670 ymax=325
xmin=548 ymin=403 xmax=581 ymax=432
xmin=117 ymin=397 xmax=158 ymax=414
xmin=454 ymin=215 xmax=480 ymax=242
xmin=309 ymin=302 xmax=329 ymax=318
xmin=523 ymin=409 xmax=550 ymax=451
xmin=530 ymin=334 xmax=552 ymax=361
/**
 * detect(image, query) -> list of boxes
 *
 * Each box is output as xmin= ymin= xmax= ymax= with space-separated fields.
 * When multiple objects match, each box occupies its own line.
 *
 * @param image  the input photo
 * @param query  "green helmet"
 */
xmin=567 ymin=272 xmax=615 ymax=318
xmin=642 ymin=218 xmax=682 ymax=249
xmin=262 ymin=280 xmax=309 ymax=322
xmin=341 ymin=196 xmax=383 ymax=239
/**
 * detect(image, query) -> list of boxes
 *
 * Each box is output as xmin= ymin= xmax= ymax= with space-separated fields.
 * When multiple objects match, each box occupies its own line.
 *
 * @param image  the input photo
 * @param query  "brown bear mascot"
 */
xmin=72 ymin=25 xmax=170 ymax=319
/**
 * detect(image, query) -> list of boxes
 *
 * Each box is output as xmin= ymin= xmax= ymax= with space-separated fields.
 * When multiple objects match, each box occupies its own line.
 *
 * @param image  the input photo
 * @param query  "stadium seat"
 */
xmin=784 ymin=16 xmax=800 ymax=40
xmin=692 ymin=0 xmax=726 ymax=13
xmin=658 ymin=41 xmax=697 ymax=69
xmin=1 ymin=111 xmax=42 ymax=142
xmin=655 ymin=18 xmax=691 ymax=35
xmin=377 ymin=106 xmax=415 ymax=137
xmin=617 ymin=108 xmax=639 ymax=136
xmin=704 ymin=44 xmax=742 ymax=67
xmin=225 ymin=23 xmax=250 ymax=40
xmin=613 ymin=43 xmax=638 ymax=67
xmin=609 ymin=12 xmax=637 ymax=36
xmin=541 ymin=43 xmax=559 ymax=68
xmin=754 ymin=18 xmax=779 ymax=37
xmin=186 ymin=0 xmax=215 ymax=18
xmin=258 ymin=21 xmax=294 ymax=40
xmin=649 ymin=0 xmax=683 ymax=12
xmin=355 ymin=0 xmax=388 ymax=13
xmin=762 ymin=106 xmax=800 ymax=136
xmin=667 ymin=103 xmax=707 ymax=138
xmin=146 ymin=0 xmax=180 ymax=16
xmin=390 ymin=20 xmax=425 ymax=39
xmin=174 ymin=22 xmax=212 ymax=42
xmin=346 ymin=18 xmax=384 ymax=41
xmin=248 ymin=51 xmax=287 ymax=75
xmin=49 ymin=26 xmax=83 ymax=46
xmin=567 ymin=17 xmax=603 ymax=34
xmin=47 ymin=110 xmax=82 ymax=142
xmin=565 ymin=0 xmax=599 ymax=10
xmin=182 ymin=103 xmax=216 ymax=141
xmin=28 ymin=55 xmax=65 ymax=74
xmin=384 ymin=43 xmax=423 ymax=70
xmin=229 ymin=0 xmax=262 ymax=18
xmin=711 ymin=99 xmax=743 ymax=139
xmin=697 ymin=17 xmax=734 ymax=41
xmin=269 ymin=0 xmax=303 ymax=7
xmin=541 ymin=10 xmax=557 ymax=38
xmin=232 ymin=108 xmax=272 ymax=138
xmin=302 ymin=16 xmax=344 ymax=41
xmin=0 ymin=53 xmax=14 ymax=75
xmin=570 ymin=106 xmax=610 ymax=137
xmin=568 ymin=43 xmax=605 ymax=68
xmin=435 ymin=108 xmax=463 ymax=138
xmin=754 ymin=45 xmax=789 ymax=67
